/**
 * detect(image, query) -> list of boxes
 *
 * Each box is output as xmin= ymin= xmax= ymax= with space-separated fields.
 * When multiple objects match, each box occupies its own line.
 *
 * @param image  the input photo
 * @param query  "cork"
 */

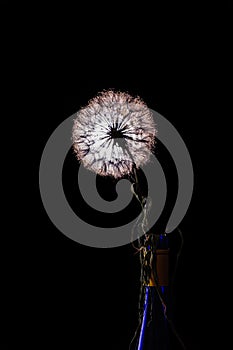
xmin=156 ymin=249 xmax=169 ymax=286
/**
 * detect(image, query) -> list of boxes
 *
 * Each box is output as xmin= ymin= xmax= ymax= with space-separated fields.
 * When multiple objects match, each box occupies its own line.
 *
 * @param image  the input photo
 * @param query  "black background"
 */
xmin=2 ymin=2 xmax=231 ymax=349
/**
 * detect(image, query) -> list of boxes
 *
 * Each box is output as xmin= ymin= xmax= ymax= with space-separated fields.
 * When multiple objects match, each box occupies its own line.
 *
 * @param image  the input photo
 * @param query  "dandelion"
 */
xmin=72 ymin=90 xmax=157 ymax=178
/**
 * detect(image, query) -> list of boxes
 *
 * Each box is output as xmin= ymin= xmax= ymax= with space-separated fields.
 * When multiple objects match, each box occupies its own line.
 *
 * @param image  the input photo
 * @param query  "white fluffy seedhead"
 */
xmin=72 ymin=90 xmax=157 ymax=178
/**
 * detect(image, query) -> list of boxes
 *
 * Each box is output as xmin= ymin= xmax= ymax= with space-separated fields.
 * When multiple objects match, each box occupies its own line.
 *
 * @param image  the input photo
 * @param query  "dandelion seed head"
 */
xmin=72 ymin=90 xmax=157 ymax=178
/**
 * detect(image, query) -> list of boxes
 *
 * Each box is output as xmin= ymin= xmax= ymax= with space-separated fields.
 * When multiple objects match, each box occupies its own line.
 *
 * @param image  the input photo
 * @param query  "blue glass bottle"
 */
xmin=136 ymin=234 xmax=171 ymax=350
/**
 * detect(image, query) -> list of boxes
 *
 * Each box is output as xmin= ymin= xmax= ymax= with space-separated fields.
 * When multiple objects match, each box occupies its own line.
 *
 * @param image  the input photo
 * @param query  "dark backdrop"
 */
xmin=2 ymin=3 xmax=231 ymax=349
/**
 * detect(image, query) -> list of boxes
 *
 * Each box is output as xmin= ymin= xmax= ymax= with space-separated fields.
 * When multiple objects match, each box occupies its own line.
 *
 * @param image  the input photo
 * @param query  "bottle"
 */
xmin=135 ymin=234 xmax=185 ymax=350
